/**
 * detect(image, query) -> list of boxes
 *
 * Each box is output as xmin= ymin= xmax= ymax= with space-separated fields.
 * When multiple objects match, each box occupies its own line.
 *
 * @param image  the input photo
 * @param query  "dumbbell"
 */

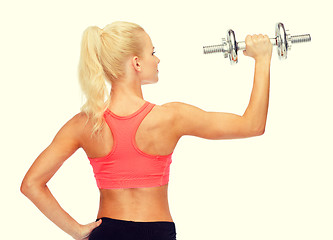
xmin=203 ymin=22 xmax=311 ymax=64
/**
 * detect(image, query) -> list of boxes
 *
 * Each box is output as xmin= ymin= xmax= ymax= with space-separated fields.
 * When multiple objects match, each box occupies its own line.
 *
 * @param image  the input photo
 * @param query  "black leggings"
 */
xmin=89 ymin=217 xmax=177 ymax=240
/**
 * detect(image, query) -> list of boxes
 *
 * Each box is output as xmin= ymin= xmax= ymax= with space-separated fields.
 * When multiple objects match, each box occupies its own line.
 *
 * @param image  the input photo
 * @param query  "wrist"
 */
xmin=254 ymin=56 xmax=271 ymax=65
xmin=70 ymin=223 xmax=83 ymax=240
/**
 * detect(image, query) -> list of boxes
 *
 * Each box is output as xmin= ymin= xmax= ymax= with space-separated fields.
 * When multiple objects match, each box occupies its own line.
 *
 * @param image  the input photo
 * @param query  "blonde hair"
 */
xmin=78 ymin=21 xmax=145 ymax=137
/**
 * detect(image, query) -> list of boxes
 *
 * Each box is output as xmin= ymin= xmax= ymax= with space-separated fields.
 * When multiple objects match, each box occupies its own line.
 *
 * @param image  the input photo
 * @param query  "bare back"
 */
xmin=80 ymin=102 xmax=180 ymax=222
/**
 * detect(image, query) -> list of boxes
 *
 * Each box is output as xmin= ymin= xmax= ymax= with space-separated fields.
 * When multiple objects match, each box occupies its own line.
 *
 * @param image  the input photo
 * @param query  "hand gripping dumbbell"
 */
xmin=203 ymin=22 xmax=311 ymax=64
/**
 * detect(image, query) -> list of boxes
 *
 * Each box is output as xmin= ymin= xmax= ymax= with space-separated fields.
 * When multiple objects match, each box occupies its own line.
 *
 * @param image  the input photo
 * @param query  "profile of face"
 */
xmin=136 ymin=32 xmax=160 ymax=85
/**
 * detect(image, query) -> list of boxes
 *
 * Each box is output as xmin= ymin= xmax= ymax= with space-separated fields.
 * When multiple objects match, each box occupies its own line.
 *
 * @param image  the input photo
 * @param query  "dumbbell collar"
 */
xmin=275 ymin=22 xmax=292 ymax=60
xmin=226 ymin=29 xmax=238 ymax=64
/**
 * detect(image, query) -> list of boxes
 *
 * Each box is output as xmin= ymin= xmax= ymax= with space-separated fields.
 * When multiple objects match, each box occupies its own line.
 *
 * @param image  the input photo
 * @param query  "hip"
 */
xmin=89 ymin=217 xmax=177 ymax=240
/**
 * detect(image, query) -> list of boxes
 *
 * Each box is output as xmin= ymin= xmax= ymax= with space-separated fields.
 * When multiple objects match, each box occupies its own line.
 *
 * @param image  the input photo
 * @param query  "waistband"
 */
xmin=96 ymin=217 xmax=176 ymax=229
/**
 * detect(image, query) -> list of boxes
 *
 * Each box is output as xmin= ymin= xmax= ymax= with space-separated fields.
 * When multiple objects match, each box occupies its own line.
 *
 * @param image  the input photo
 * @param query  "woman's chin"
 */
xmin=141 ymin=78 xmax=158 ymax=85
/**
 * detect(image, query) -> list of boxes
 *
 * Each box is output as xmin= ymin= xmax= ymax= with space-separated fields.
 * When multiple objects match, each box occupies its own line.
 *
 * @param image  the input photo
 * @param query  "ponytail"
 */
xmin=78 ymin=26 xmax=110 ymax=137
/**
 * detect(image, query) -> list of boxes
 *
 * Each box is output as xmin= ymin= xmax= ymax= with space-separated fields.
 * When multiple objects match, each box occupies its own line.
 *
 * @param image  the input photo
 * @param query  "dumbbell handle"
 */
xmin=237 ymin=38 xmax=276 ymax=51
xmin=237 ymin=34 xmax=311 ymax=51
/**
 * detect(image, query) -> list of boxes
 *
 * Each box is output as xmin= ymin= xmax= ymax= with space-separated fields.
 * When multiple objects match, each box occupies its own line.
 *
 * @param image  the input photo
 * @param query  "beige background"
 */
xmin=1 ymin=0 xmax=332 ymax=239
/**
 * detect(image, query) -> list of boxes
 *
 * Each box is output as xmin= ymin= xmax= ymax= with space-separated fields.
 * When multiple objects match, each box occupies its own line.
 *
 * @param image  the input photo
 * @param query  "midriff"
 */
xmin=96 ymin=183 xmax=173 ymax=222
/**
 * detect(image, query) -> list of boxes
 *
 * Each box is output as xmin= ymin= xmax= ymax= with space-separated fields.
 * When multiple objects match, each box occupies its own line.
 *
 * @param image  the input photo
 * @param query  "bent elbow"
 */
xmin=257 ymin=129 xmax=265 ymax=136
xmin=20 ymin=179 xmax=31 ymax=196
xmin=249 ymin=123 xmax=265 ymax=136
xmin=20 ymin=178 xmax=40 ymax=196
xmin=253 ymin=126 xmax=265 ymax=136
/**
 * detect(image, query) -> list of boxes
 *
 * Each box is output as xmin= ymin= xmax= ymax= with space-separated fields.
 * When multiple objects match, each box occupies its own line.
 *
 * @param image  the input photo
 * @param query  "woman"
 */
xmin=20 ymin=21 xmax=272 ymax=240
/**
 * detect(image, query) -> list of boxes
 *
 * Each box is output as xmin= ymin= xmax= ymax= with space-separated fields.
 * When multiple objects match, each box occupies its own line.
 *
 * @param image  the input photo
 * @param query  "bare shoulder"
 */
xmin=160 ymin=101 xmax=208 ymax=122
xmin=148 ymin=102 xmax=176 ymax=126
xmin=161 ymin=101 xmax=203 ymax=113
xmin=66 ymin=112 xmax=90 ymax=130
xmin=158 ymin=101 xmax=194 ymax=119
xmin=159 ymin=101 xmax=206 ymax=138
xmin=57 ymin=112 xmax=92 ymax=143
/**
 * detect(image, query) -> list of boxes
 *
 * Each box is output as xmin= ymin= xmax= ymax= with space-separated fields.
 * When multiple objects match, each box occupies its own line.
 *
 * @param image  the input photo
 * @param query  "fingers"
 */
xmin=89 ymin=219 xmax=102 ymax=230
xmin=244 ymin=35 xmax=252 ymax=56
xmin=245 ymin=34 xmax=252 ymax=44
xmin=76 ymin=220 xmax=103 ymax=240
xmin=245 ymin=34 xmax=269 ymax=42
xmin=95 ymin=219 xmax=102 ymax=227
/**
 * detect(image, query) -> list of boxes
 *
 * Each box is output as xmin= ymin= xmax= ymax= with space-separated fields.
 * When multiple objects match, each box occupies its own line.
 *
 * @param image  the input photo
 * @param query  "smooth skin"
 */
xmin=21 ymin=31 xmax=272 ymax=239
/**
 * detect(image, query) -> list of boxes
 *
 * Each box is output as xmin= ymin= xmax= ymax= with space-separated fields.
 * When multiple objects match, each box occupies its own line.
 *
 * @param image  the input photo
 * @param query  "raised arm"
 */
xmin=167 ymin=34 xmax=272 ymax=140
xmin=20 ymin=113 xmax=101 ymax=239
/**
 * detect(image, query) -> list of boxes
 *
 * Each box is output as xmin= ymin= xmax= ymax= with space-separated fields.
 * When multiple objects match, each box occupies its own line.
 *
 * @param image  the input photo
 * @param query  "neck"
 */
xmin=109 ymin=75 xmax=145 ymax=106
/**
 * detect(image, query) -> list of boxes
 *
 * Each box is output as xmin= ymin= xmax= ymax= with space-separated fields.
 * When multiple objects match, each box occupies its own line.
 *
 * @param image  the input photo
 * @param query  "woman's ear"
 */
xmin=132 ymin=56 xmax=142 ymax=72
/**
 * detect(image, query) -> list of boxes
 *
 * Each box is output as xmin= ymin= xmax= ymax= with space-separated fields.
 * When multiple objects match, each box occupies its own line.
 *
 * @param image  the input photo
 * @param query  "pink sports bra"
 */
xmin=88 ymin=101 xmax=173 ymax=189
